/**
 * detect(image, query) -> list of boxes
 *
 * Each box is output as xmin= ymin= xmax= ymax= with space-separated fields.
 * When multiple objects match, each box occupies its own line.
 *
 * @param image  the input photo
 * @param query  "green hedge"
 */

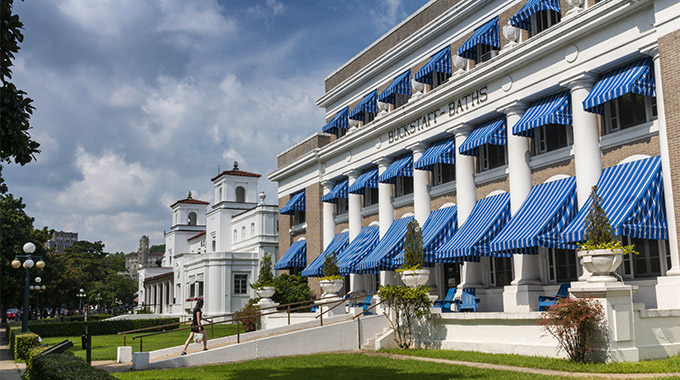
xmin=8 ymin=327 xmax=40 ymax=360
xmin=23 ymin=353 xmax=115 ymax=380
xmin=28 ymin=317 xmax=179 ymax=337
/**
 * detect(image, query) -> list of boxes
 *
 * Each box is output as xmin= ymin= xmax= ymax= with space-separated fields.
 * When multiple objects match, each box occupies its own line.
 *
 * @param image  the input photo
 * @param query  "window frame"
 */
xmin=394 ymin=176 xmax=414 ymax=198
xmin=433 ymin=163 xmax=456 ymax=186
xmin=476 ymin=44 xmax=497 ymax=63
xmin=336 ymin=197 xmax=349 ymax=215
xmin=529 ymin=9 xmax=561 ymax=37
xmin=233 ymin=273 xmax=249 ymax=295
xmin=532 ymin=124 xmax=573 ymax=156
xmin=602 ymin=94 xmax=657 ymax=135
xmin=477 ymin=144 xmax=507 ymax=172
xmin=619 ymin=237 xmax=668 ymax=279
xmin=363 ymin=187 xmax=379 ymax=207
xmin=431 ymin=71 xmax=450 ymax=90
xmin=489 ymin=257 xmax=513 ymax=287
xmin=546 ymin=248 xmax=579 ymax=284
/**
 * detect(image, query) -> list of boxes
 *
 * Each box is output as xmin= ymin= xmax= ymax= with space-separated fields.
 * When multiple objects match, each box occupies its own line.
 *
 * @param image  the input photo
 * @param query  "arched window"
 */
xmin=236 ymin=186 xmax=246 ymax=203
xmin=188 ymin=212 xmax=197 ymax=226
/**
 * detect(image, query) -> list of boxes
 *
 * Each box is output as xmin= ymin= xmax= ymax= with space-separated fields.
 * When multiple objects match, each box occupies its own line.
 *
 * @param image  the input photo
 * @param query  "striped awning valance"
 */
xmin=583 ymin=58 xmax=656 ymax=114
xmin=458 ymin=117 xmax=506 ymax=156
xmin=321 ymin=179 xmax=349 ymax=203
xmin=512 ymin=91 xmax=572 ymax=137
xmin=457 ymin=17 xmax=500 ymax=61
xmin=414 ymin=46 xmax=451 ymax=85
xmin=378 ymin=155 xmax=413 ymax=184
xmin=337 ymin=225 xmax=380 ymax=276
xmin=301 ymin=232 xmax=350 ymax=277
xmin=392 ymin=206 xmax=458 ymax=267
xmin=413 ymin=138 xmax=456 ymax=170
xmin=280 ymin=191 xmax=305 ymax=215
xmin=378 ymin=70 xmax=412 ymax=105
xmin=274 ymin=240 xmax=307 ymax=270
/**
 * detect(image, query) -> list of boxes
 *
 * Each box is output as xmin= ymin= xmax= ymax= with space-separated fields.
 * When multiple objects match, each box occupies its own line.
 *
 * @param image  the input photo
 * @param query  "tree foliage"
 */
xmin=149 ymin=244 xmax=166 ymax=253
xmin=403 ymin=219 xmax=424 ymax=270
xmin=1 ymin=0 xmax=40 ymax=168
xmin=378 ymin=285 xmax=432 ymax=349
xmin=540 ymin=297 xmax=607 ymax=363
xmin=581 ymin=186 xmax=637 ymax=254
xmin=321 ymin=251 xmax=341 ymax=280
xmin=251 ymin=254 xmax=275 ymax=289
xmin=272 ymin=274 xmax=313 ymax=307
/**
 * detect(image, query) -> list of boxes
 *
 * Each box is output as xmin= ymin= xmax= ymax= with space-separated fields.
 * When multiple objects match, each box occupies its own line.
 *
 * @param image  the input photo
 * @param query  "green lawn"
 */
xmin=381 ymin=348 xmax=680 ymax=374
xmin=40 ymin=324 xmax=239 ymax=361
xmin=112 ymin=353 xmax=571 ymax=380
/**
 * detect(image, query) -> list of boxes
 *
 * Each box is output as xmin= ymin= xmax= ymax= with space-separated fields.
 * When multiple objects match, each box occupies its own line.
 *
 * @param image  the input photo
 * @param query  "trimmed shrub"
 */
xmin=11 ymin=330 xmax=40 ymax=360
xmin=23 ymin=352 xmax=115 ymax=380
xmin=272 ymin=274 xmax=313 ymax=309
xmin=234 ymin=299 xmax=260 ymax=332
xmin=28 ymin=317 xmax=179 ymax=337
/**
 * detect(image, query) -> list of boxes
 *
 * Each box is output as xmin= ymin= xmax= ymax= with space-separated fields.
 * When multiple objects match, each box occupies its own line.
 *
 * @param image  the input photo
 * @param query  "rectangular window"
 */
xmin=395 ymin=176 xmax=414 ymax=197
xmin=234 ymin=274 xmax=248 ymax=295
xmin=293 ymin=210 xmax=306 ymax=225
xmin=443 ymin=263 xmax=461 ymax=289
xmin=233 ymin=230 xmax=237 ymax=242
xmin=532 ymin=124 xmax=573 ymax=155
xmin=241 ymin=226 xmax=246 ymax=239
xmin=251 ymin=223 xmax=255 ymax=236
xmin=394 ymin=93 xmax=409 ymax=109
xmin=431 ymin=71 xmax=450 ymax=90
xmin=489 ymin=257 xmax=513 ymax=287
xmin=190 ymin=283 xmax=195 ymax=298
xmin=363 ymin=187 xmax=379 ymax=207
xmin=336 ymin=197 xmax=349 ymax=215
xmin=198 ymin=282 xmax=204 ymax=297
xmin=212 ymin=239 xmax=216 ymax=251
xmin=477 ymin=144 xmax=506 ymax=172
xmin=547 ymin=249 xmax=579 ymax=283
xmin=530 ymin=10 xmax=560 ymax=37
xmin=364 ymin=112 xmax=376 ymax=124
xmin=603 ymin=94 xmax=657 ymax=135
xmin=433 ymin=163 xmax=456 ymax=186
xmin=476 ymin=44 xmax=497 ymax=63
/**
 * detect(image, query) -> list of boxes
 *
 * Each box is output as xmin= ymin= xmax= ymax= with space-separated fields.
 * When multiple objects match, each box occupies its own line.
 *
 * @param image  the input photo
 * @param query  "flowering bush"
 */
xmin=539 ymin=297 xmax=607 ymax=363
xmin=377 ymin=285 xmax=431 ymax=349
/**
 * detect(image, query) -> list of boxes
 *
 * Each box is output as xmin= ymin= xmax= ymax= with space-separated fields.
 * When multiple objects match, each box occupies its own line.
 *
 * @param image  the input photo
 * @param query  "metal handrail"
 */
xmin=315 ymin=292 xmax=367 ymax=320
xmin=129 ymin=294 xmax=371 ymax=352
xmin=352 ymin=298 xmax=384 ymax=320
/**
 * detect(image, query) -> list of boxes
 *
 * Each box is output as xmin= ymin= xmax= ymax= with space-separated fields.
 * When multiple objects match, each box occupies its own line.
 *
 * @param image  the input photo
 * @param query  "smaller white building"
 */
xmin=138 ymin=163 xmax=279 ymax=317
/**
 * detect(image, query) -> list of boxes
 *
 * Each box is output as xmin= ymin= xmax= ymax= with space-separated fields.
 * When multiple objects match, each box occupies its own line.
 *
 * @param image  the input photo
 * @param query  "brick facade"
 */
xmin=394 ymin=203 xmax=415 ymax=219
xmin=476 ymin=176 xmax=509 ymax=200
xmin=305 ymin=182 xmax=324 ymax=295
xmin=601 ymin=135 xmax=660 ymax=169
xmin=531 ymin=158 xmax=576 ymax=186
xmin=277 ymin=194 xmax=292 ymax=260
xmin=277 ymin=134 xmax=334 ymax=168
xmin=432 ymin=191 xmax=457 ymax=210
xmin=658 ymin=29 xmax=680 ymax=255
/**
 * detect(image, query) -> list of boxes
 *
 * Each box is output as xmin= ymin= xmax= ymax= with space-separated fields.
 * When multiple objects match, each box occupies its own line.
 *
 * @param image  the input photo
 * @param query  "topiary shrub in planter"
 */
xmin=319 ymin=252 xmax=344 ymax=297
xmin=539 ymin=297 xmax=607 ymax=363
xmin=578 ymin=186 xmax=637 ymax=282
xmin=377 ymin=285 xmax=432 ymax=349
xmin=23 ymin=352 xmax=115 ymax=380
xmin=398 ymin=219 xmax=430 ymax=288
xmin=251 ymin=254 xmax=276 ymax=300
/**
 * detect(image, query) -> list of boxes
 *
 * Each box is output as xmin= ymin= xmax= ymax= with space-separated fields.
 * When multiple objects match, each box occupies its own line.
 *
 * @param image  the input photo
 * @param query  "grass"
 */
xmin=112 ymin=352 xmax=571 ymax=380
xmin=39 ymin=324 xmax=239 ymax=361
xmin=381 ymin=348 xmax=680 ymax=374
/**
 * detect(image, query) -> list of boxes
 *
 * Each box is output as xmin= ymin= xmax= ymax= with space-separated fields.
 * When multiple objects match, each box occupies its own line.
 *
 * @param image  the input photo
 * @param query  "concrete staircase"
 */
xmin=132 ymin=313 xmax=390 ymax=370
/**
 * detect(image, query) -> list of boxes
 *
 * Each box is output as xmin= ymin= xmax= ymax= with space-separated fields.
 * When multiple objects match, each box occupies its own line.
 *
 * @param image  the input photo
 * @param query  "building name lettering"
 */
xmin=386 ymin=86 xmax=488 ymax=145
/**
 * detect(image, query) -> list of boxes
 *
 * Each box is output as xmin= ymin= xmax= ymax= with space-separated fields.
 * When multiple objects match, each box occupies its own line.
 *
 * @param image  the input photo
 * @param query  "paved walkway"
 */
xmin=366 ymin=352 xmax=680 ymax=379
xmin=0 ymin=330 xmax=23 ymax=380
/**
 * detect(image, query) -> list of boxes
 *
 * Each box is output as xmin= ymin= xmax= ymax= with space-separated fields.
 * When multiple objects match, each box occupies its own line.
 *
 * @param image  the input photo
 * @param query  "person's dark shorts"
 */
xmin=191 ymin=325 xmax=205 ymax=333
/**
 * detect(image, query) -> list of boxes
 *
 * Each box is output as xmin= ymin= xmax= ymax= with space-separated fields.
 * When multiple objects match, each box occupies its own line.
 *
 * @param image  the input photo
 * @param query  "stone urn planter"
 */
xmin=578 ymin=249 xmax=623 ymax=283
xmin=319 ymin=279 xmax=344 ymax=298
xmin=255 ymin=286 xmax=276 ymax=306
xmin=400 ymin=269 xmax=430 ymax=288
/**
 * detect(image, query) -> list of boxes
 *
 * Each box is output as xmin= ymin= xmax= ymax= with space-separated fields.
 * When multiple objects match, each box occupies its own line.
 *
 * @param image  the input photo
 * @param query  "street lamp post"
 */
xmin=77 ymin=289 xmax=86 ymax=314
xmin=29 ymin=277 xmax=45 ymax=320
xmin=11 ymin=243 xmax=45 ymax=332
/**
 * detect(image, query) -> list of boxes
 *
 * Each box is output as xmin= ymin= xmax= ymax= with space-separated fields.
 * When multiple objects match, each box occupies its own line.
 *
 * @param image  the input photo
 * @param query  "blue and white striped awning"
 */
xmin=378 ymin=70 xmax=412 ymax=105
xmin=301 ymin=232 xmax=350 ymax=277
xmin=392 ymin=206 xmax=458 ymax=267
xmin=337 ymin=225 xmax=380 ymax=276
xmin=510 ymin=0 xmax=561 ymax=31
xmin=274 ymin=240 xmax=307 ymax=270
xmin=583 ymin=58 xmax=656 ymax=114
xmin=280 ymin=191 xmax=305 ymax=215
xmin=322 ymin=107 xmax=349 ymax=135
xmin=458 ymin=17 xmax=500 ymax=61
xmin=414 ymin=46 xmax=452 ymax=85
xmin=349 ymin=90 xmax=378 ymax=122
xmin=458 ymin=117 xmax=507 ymax=156
xmin=489 ymin=177 xmax=577 ymax=254
xmin=512 ymin=91 xmax=572 ymax=137
xmin=561 ymin=156 xmax=667 ymax=243
xmin=435 ymin=193 xmax=511 ymax=262
xmin=348 ymin=168 xmax=379 ymax=194
xmin=413 ymin=138 xmax=456 ymax=170
xmin=354 ymin=216 xmax=414 ymax=274
xmin=379 ymin=155 xmax=413 ymax=183
xmin=321 ymin=179 xmax=349 ymax=203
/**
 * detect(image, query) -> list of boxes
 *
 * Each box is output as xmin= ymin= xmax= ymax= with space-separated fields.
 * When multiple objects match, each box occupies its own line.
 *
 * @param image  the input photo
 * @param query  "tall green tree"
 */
xmin=1 ymin=0 xmax=40 ymax=171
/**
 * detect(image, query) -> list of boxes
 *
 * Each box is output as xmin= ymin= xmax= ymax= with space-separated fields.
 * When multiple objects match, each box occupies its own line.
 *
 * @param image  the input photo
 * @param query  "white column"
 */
xmin=322 ymin=180 xmax=336 ymax=250
xmin=346 ymin=169 xmax=364 ymax=294
xmin=346 ymin=170 xmax=363 ymax=241
xmin=409 ymin=142 xmax=432 ymax=226
xmin=449 ymin=123 xmax=483 ymax=288
xmin=565 ymin=73 xmax=602 ymax=282
xmin=375 ymin=158 xmax=395 ymax=238
xmin=648 ymin=48 xmax=680 ymax=275
xmin=376 ymin=157 xmax=397 ymax=286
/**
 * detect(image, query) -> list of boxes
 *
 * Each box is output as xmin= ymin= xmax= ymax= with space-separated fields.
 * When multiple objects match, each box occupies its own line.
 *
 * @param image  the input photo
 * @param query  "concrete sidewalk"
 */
xmin=0 ymin=330 xmax=23 ymax=380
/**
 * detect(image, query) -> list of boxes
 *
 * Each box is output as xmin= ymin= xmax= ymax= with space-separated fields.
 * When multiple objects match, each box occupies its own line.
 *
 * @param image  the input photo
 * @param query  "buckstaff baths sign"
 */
xmin=387 ymin=86 xmax=488 ymax=144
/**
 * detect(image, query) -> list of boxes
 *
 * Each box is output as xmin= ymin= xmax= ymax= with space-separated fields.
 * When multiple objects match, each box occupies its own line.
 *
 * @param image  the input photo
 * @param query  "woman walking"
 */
xmin=181 ymin=299 xmax=207 ymax=355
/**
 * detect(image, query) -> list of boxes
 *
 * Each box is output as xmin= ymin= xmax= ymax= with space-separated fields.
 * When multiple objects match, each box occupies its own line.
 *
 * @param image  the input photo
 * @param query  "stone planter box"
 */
xmin=400 ymin=269 xmax=430 ymax=288
xmin=319 ymin=279 xmax=344 ymax=298
xmin=578 ymin=249 xmax=623 ymax=283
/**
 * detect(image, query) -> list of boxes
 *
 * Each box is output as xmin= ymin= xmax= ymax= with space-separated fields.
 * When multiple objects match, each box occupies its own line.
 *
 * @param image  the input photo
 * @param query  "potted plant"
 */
xmin=577 ymin=186 xmax=636 ymax=283
xmin=319 ymin=252 xmax=344 ymax=298
xmin=251 ymin=254 xmax=276 ymax=300
xmin=398 ymin=219 xmax=430 ymax=288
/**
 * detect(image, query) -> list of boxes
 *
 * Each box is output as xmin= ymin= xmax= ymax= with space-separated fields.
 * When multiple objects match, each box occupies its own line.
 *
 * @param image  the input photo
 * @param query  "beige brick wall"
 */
xmin=362 ymin=211 xmax=379 ymax=227
xmin=432 ymin=191 xmax=457 ymax=210
xmin=394 ymin=203 xmax=415 ymax=219
xmin=277 ymin=195 xmax=292 ymax=261
xmin=531 ymin=158 xmax=576 ymax=186
xmin=335 ymin=221 xmax=349 ymax=234
xmin=601 ymin=135 xmax=660 ymax=169
xmin=476 ymin=176 xmax=509 ymax=200
xmin=658 ymin=30 xmax=680 ymax=254
xmin=277 ymin=134 xmax=333 ymax=168
xmin=305 ymin=182 xmax=324 ymax=296
xmin=499 ymin=1 xmax=530 ymax=50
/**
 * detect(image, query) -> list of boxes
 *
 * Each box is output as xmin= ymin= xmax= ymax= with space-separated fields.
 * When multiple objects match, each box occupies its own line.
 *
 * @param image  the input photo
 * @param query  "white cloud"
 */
xmin=370 ymin=0 xmax=407 ymax=33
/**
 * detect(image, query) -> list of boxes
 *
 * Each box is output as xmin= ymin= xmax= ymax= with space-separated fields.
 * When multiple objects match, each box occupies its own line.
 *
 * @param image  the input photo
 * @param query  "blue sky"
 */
xmin=4 ymin=0 xmax=426 ymax=253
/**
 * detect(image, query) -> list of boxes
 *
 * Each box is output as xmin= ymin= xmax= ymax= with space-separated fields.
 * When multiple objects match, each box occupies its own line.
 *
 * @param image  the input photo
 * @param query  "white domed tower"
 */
xmin=164 ymin=191 xmax=209 ymax=265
